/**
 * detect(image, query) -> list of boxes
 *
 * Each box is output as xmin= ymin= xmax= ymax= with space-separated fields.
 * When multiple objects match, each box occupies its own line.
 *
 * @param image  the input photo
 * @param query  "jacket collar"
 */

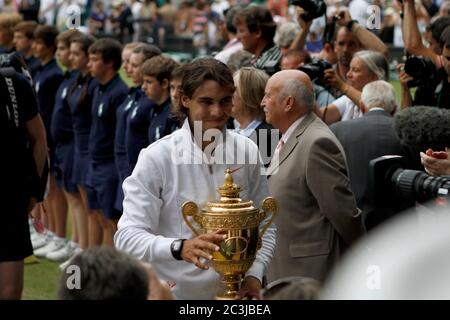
xmin=176 ymin=119 xmax=230 ymax=165
xmin=266 ymin=112 xmax=316 ymax=177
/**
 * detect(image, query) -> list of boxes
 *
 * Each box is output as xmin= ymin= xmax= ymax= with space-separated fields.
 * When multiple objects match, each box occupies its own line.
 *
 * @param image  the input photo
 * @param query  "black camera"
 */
xmin=404 ymin=56 xmax=438 ymax=88
xmin=369 ymin=155 xmax=450 ymax=205
xmin=299 ymin=57 xmax=332 ymax=86
xmin=289 ymin=0 xmax=327 ymax=22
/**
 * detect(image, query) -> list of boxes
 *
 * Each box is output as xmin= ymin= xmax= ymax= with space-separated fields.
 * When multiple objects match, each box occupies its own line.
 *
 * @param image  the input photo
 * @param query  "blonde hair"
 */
xmin=234 ymin=67 xmax=269 ymax=120
xmin=0 ymin=13 xmax=23 ymax=46
xmin=123 ymin=42 xmax=142 ymax=52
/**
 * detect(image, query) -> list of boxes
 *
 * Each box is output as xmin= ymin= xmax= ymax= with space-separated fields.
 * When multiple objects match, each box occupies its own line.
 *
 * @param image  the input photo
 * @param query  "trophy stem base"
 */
xmin=215 ymin=274 xmax=242 ymax=300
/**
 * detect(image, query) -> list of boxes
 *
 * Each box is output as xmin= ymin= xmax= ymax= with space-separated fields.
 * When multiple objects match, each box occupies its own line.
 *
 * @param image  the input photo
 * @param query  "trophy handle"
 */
xmin=259 ymin=197 xmax=278 ymax=240
xmin=181 ymin=201 xmax=201 ymax=236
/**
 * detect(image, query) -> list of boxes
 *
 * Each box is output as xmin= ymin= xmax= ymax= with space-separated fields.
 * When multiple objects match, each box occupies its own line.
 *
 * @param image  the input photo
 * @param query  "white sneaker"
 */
xmin=31 ymin=232 xmax=48 ymax=250
xmin=29 ymin=218 xmax=35 ymax=235
xmin=34 ymin=237 xmax=67 ymax=258
xmin=59 ymin=247 xmax=82 ymax=272
xmin=47 ymin=241 xmax=78 ymax=262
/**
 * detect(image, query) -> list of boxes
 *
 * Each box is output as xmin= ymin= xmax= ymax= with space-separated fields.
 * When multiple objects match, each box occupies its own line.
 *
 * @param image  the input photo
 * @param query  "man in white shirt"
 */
xmin=114 ymin=58 xmax=276 ymax=300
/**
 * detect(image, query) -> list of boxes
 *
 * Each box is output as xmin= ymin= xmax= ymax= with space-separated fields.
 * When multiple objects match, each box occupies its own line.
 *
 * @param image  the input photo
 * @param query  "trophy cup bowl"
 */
xmin=182 ymin=169 xmax=277 ymax=300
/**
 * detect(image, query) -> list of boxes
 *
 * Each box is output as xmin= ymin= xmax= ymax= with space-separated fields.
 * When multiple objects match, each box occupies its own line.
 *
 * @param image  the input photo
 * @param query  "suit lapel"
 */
xmin=267 ymin=112 xmax=316 ymax=177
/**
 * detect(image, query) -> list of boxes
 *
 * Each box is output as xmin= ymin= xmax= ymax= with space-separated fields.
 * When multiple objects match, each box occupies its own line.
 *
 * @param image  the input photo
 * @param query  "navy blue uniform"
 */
xmin=50 ymin=70 xmax=79 ymax=193
xmin=87 ymin=74 xmax=128 ymax=219
xmin=67 ymin=74 xmax=98 ymax=187
xmin=113 ymin=86 xmax=141 ymax=212
xmin=124 ymin=91 xmax=157 ymax=172
xmin=1 ymin=71 xmax=38 ymax=261
xmin=33 ymin=58 xmax=64 ymax=172
xmin=147 ymin=98 xmax=181 ymax=147
xmin=115 ymin=86 xmax=141 ymax=182
xmin=24 ymin=55 xmax=40 ymax=78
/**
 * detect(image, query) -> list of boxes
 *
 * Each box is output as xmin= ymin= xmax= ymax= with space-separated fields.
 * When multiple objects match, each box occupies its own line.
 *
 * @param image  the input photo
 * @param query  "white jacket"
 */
xmin=114 ymin=120 xmax=276 ymax=300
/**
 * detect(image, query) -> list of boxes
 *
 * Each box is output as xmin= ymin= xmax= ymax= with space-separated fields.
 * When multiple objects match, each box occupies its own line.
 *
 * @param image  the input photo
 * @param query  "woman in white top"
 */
xmin=232 ymin=67 xmax=277 ymax=165
xmin=232 ymin=67 xmax=268 ymax=137
xmin=318 ymin=50 xmax=390 ymax=125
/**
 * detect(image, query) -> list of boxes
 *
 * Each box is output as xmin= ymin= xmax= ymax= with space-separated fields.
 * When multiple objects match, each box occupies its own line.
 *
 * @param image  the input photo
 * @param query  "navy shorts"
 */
xmin=54 ymin=142 xmax=78 ymax=193
xmin=86 ymin=161 xmax=121 ymax=220
xmin=72 ymin=152 xmax=90 ymax=187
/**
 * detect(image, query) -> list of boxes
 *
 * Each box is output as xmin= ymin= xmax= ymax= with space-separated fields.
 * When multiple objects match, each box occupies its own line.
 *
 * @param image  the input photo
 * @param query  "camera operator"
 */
xmin=400 ymin=0 xmax=450 ymax=108
xmin=233 ymin=5 xmax=282 ymax=76
xmin=0 ymin=53 xmax=47 ymax=299
xmin=290 ymin=7 xmax=388 ymax=94
xmin=281 ymin=49 xmax=336 ymax=108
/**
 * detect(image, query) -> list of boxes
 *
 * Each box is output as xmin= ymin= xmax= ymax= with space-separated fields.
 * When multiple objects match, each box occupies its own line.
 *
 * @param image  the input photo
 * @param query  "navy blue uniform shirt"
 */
xmin=68 ymin=74 xmax=98 ymax=157
xmin=147 ymin=98 xmax=180 ymax=145
xmin=114 ymin=86 xmax=141 ymax=181
xmin=89 ymin=74 xmax=128 ymax=162
xmin=24 ymin=55 xmax=41 ymax=78
xmin=33 ymin=58 xmax=64 ymax=147
xmin=124 ymin=92 xmax=157 ymax=171
xmin=51 ymin=70 xmax=78 ymax=144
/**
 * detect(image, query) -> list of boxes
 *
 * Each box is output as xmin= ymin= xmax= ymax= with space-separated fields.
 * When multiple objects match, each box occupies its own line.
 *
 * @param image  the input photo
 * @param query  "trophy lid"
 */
xmin=204 ymin=168 xmax=257 ymax=214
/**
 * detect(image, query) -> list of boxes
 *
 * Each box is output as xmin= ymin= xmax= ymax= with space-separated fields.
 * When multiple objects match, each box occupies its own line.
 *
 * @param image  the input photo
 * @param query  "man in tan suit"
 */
xmin=262 ymin=69 xmax=363 ymax=283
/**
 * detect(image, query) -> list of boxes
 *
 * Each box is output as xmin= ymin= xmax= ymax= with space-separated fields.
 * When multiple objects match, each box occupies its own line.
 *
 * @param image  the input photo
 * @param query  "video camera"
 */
xmin=298 ymin=57 xmax=332 ymax=87
xmin=404 ymin=56 xmax=438 ymax=88
xmin=369 ymin=156 xmax=450 ymax=207
xmin=289 ymin=0 xmax=327 ymax=22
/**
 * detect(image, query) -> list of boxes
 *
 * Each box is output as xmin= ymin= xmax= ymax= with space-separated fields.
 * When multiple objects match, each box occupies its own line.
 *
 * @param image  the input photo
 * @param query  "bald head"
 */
xmin=262 ymin=70 xmax=315 ymax=133
xmin=271 ymin=69 xmax=314 ymax=91
xmin=270 ymin=70 xmax=315 ymax=111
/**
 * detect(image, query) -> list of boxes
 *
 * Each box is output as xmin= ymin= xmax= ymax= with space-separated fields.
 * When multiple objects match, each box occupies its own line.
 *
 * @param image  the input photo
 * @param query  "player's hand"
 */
xmin=181 ymin=230 xmax=227 ymax=270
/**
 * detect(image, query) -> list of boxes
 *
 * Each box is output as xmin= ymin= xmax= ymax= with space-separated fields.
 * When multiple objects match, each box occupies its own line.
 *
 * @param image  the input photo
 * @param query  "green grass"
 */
xmin=22 ymin=68 xmax=133 ymax=301
xmin=23 ymin=259 xmax=61 ymax=300
xmin=21 ymin=78 xmax=405 ymax=300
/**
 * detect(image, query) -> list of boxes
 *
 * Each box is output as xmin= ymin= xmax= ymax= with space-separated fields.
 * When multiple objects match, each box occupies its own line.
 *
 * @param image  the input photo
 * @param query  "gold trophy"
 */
xmin=182 ymin=169 xmax=277 ymax=299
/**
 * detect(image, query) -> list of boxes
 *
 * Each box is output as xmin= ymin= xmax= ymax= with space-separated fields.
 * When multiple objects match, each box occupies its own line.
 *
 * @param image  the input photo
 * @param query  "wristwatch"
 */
xmin=170 ymin=239 xmax=186 ymax=260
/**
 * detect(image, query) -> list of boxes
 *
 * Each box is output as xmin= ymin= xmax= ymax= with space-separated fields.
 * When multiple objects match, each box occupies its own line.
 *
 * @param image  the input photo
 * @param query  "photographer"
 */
xmin=281 ymin=49 xmax=336 ymax=108
xmin=399 ymin=25 xmax=450 ymax=109
xmin=0 ymin=54 xmax=47 ymax=299
xmin=290 ymin=7 xmax=388 ymax=90
xmin=400 ymin=0 xmax=450 ymax=108
xmin=317 ymin=50 xmax=390 ymax=125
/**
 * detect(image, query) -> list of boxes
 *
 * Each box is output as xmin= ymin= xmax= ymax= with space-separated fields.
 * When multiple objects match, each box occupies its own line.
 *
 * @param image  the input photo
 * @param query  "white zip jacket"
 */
xmin=114 ymin=120 xmax=276 ymax=300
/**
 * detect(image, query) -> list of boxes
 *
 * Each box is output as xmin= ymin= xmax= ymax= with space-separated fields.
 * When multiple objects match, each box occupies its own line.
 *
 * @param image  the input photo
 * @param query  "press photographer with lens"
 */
xmin=289 ymin=4 xmax=388 ymax=96
xmin=316 ymin=50 xmax=390 ymax=125
xmin=398 ymin=0 xmax=450 ymax=109
xmin=366 ymin=106 xmax=450 ymax=229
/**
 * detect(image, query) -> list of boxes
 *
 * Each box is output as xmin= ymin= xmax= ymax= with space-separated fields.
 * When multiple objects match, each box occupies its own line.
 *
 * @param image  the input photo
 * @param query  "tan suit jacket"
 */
xmin=266 ymin=112 xmax=362 ymax=283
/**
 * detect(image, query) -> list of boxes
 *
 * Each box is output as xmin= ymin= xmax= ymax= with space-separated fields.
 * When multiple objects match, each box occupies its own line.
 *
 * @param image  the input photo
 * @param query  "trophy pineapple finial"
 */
xmin=218 ymin=168 xmax=241 ymax=200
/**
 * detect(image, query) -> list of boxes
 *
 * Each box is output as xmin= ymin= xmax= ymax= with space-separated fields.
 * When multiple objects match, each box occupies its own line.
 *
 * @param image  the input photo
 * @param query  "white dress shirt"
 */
xmin=234 ymin=119 xmax=262 ymax=137
xmin=115 ymin=120 xmax=276 ymax=300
